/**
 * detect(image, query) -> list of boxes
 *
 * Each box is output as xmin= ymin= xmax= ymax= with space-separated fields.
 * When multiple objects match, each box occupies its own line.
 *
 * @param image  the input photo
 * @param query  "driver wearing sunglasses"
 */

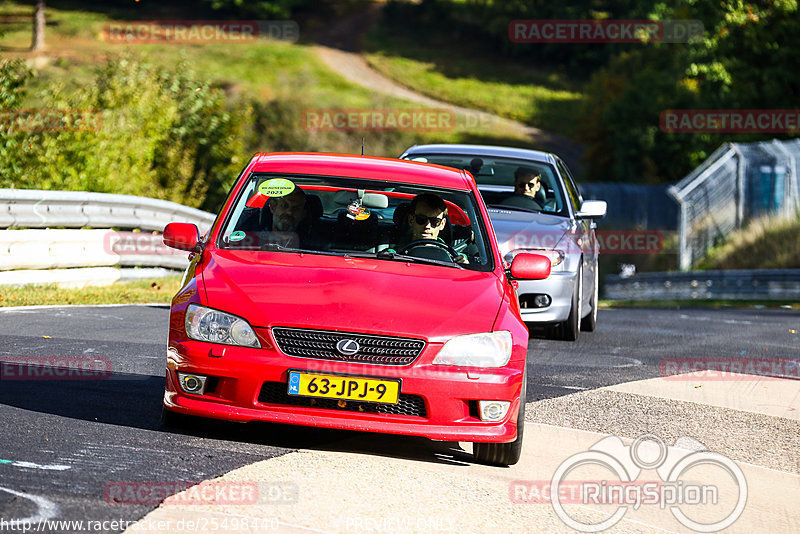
xmin=393 ymin=193 xmax=468 ymax=264
xmin=408 ymin=194 xmax=447 ymax=242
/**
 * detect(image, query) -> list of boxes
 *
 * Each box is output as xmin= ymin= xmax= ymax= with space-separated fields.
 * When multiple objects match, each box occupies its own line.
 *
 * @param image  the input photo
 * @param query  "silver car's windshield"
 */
xmin=217 ymin=173 xmax=495 ymax=272
xmin=404 ymin=154 xmax=568 ymax=217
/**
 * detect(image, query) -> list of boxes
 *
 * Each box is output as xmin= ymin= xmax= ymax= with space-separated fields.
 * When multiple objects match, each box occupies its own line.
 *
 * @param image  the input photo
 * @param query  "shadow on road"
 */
xmin=0 ymin=362 xmax=481 ymax=466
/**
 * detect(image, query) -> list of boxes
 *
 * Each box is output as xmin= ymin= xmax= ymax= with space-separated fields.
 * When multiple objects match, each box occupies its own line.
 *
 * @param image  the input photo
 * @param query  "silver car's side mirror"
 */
xmin=577 ymin=199 xmax=607 ymax=220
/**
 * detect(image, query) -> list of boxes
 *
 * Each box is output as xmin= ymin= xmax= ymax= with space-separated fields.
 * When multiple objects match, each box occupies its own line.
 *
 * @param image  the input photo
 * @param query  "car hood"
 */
xmin=200 ymin=250 xmax=506 ymax=340
xmin=488 ymin=209 xmax=573 ymax=254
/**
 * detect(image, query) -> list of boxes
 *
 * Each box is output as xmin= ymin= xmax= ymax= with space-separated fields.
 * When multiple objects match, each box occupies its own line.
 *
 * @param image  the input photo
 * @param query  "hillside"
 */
xmin=697 ymin=215 xmax=800 ymax=270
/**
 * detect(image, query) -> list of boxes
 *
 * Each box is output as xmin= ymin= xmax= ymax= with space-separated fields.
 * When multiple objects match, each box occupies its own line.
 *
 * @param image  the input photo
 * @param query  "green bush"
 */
xmin=1 ymin=54 xmax=245 ymax=211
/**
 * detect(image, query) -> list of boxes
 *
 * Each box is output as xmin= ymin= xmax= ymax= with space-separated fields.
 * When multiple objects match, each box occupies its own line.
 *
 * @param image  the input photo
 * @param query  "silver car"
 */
xmin=400 ymin=144 xmax=606 ymax=341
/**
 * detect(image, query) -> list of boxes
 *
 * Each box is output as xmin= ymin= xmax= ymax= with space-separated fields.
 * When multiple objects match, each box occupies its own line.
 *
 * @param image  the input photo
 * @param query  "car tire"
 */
xmin=555 ymin=264 xmax=582 ymax=341
xmin=580 ymin=264 xmax=598 ymax=332
xmin=473 ymin=370 xmax=527 ymax=467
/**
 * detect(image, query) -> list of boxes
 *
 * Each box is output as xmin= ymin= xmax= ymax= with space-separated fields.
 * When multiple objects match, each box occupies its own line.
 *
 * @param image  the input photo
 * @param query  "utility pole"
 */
xmin=31 ymin=0 xmax=45 ymax=51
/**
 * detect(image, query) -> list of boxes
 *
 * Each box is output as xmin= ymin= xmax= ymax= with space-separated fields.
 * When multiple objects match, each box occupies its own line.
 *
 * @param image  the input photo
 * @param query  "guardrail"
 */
xmin=604 ymin=269 xmax=800 ymax=301
xmin=0 ymin=189 xmax=216 ymax=286
xmin=0 ymin=189 xmax=216 ymax=231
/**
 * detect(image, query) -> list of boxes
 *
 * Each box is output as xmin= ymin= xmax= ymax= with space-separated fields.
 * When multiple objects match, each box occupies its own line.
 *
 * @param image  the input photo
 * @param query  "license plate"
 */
xmin=287 ymin=371 xmax=400 ymax=404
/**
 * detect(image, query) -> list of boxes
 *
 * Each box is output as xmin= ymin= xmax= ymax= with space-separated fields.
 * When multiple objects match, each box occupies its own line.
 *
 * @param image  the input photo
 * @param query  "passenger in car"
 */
xmin=260 ymin=187 xmax=308 ymax=247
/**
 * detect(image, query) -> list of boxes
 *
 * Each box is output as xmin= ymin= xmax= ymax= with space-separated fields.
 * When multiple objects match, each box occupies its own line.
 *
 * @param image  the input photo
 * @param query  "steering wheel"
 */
xmin=399 ymin=239 xmax=460 ymax=262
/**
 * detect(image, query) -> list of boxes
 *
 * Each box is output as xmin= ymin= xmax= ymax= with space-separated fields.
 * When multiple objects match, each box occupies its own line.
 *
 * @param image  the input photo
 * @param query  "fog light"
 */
xmin=177 ymin=372 xmax=207 ymax=395
xmin=533 ymin=294 xmax=551 ymax=308
xmin=519 ymin=294 xmax=551 ymax=309
xmin=478 ymin=400 xmax=511 ymax=421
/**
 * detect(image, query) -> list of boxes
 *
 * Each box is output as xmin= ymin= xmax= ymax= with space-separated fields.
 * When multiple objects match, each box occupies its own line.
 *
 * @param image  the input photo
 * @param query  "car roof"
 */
xmin=401 ymin=144 xmax=557 ymax=165
xmin=250 ymin=152 xmax=475 ymax=191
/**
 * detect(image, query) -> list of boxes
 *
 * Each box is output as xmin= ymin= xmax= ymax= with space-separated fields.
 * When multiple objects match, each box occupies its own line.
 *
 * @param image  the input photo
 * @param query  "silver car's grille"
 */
xmin=271 ymin=327 xmax=425 ymax=366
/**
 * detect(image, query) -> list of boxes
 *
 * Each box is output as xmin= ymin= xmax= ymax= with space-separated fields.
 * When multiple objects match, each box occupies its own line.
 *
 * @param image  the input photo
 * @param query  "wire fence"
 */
xmin=669 ymin=139 xmax=800 ymax=270
xmin=580 ymin=182 xmax=677 ymax=230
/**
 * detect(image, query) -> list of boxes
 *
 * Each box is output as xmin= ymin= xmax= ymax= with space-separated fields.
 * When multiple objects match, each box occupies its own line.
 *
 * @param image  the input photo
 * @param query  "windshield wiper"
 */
xmin=375 ymin=250 xmax=464 ymax=268
xmin=259 ymin=242 xmax=300 ymax=252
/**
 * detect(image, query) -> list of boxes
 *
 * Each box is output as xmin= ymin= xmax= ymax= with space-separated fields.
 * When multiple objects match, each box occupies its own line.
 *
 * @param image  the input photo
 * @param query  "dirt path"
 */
xmin=312 ymin=6 xmax=585 ymax=172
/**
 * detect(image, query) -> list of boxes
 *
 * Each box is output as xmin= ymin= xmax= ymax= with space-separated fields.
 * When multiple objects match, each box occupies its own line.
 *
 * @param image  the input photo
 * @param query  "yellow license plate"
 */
xmin=287 ymin=371 xmax=400 ymax=404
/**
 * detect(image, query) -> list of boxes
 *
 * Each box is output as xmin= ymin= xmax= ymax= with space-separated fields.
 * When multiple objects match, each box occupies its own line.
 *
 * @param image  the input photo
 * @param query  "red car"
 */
xmin=161 ymin=153 xmax=550 ymax=466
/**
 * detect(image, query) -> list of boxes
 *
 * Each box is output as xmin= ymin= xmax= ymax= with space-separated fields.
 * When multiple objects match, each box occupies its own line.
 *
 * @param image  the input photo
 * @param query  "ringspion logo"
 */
xmin=514 ymin=434 xmax=747 ymax=532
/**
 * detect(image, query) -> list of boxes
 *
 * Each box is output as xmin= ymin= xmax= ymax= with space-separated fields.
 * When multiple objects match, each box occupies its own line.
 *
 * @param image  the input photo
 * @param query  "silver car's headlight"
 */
xmin=432 ymin=331 xmax=512 ymax=367
xmin=504 ymin=248 xmax=565 ymax=270
xmin=185 ymin=304 xmax=260 ymax=347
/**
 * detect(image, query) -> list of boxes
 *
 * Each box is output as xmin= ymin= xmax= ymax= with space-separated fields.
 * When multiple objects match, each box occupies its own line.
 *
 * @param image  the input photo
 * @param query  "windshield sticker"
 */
xmin=258 ymin=178 xmax=295 ymax=197
xmin=347 ymin=200 xmax=371 ymax=221
xmin=229 ymin=231 xmax=246 ymax=242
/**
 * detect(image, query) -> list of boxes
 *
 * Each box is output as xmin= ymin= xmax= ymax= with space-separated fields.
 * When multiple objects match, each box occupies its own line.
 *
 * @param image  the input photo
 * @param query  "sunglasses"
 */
xmin=515 ymin=181 xmax=540 ymax=190
xmin=413 ymin=214 xmax=445 ymax=227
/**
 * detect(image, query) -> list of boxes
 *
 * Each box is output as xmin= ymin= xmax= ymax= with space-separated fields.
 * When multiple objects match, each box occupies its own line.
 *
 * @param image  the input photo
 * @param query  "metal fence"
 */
xmin=580 ymin=182 xmax=677 ymax=230
xmin=0 ymin=189 xmax=216 ymax=286
xmin=605 ymin=269 xmax=800 ymax=301
xmin=669 ymin=139 xmax=800 ymax=270
xmin=0 ymin=189 xmax=216 ymax=231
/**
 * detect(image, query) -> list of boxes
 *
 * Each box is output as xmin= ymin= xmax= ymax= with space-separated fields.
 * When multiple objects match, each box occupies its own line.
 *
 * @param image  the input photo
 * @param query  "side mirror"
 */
xmin=577 ymin=199 xmax=607 ymax=220
xmin=163 ymin=222 xmax=200 ymax=252
xmin=509 ymin=253 xmax=551 ymax=280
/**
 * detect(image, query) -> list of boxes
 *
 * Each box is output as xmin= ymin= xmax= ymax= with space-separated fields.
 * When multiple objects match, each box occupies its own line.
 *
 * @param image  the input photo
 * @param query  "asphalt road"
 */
xmin=0 ymin=304 xmax=797 ymax=532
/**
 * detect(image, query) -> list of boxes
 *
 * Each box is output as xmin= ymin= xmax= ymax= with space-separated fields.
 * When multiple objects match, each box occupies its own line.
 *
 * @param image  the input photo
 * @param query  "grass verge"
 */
xmin=363 ymin=27 xmax=584 ymax=137
xmin=0 ymin=277 xmax=181 ymax=307
xmin=1 ymin=1 xmax=533 ymax=159
xmin=601 ymin=299 xmax=799 ymax=310
xmin=696 ymin=215 xmax=800 ymax=270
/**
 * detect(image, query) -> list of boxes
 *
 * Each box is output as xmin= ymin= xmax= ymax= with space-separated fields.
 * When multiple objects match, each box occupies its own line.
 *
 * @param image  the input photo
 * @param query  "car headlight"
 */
xmin=185 ymin=304 xmax=260 ymax=347
xmin=432 ymin=331 xmax=512 ymax=367
xmin=504 ymin=248 xmax=565 ymax=270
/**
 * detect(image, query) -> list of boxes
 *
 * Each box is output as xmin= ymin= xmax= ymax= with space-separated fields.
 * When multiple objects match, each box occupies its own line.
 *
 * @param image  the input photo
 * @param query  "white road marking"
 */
xmin=0 ymin=485 xmax=60 ymax=524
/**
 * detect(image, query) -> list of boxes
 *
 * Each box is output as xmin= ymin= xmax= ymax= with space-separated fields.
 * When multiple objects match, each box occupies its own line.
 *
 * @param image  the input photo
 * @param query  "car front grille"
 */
xmin=257 ymin=381 xmax=427 ymax=417
xmin=271 ymin=327 xmax=425 ymax=366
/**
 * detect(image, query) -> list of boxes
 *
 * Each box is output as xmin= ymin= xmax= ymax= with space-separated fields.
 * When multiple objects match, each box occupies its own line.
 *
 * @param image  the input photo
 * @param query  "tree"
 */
xmin=31 ymin=0 xmax=45 ymax=51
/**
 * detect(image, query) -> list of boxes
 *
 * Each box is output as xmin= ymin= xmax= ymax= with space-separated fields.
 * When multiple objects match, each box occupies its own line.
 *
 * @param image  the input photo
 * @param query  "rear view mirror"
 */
xmin=362 ymin=193 xmax=389 ymax=209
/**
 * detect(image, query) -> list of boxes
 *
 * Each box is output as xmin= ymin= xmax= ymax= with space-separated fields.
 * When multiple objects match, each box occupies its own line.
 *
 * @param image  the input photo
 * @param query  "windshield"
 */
xmin=404 ymin=154 xmax=568 ymax=216
xmin=217 ymin=173 xmax=495 ymax=271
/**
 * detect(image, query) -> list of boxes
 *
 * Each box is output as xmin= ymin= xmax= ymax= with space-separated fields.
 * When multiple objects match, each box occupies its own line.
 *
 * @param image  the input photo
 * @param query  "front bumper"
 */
xmin=515 ymin=270 xmax=577 ymax=323
xmin=164 ymin=335 xmax=525 ymax=443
